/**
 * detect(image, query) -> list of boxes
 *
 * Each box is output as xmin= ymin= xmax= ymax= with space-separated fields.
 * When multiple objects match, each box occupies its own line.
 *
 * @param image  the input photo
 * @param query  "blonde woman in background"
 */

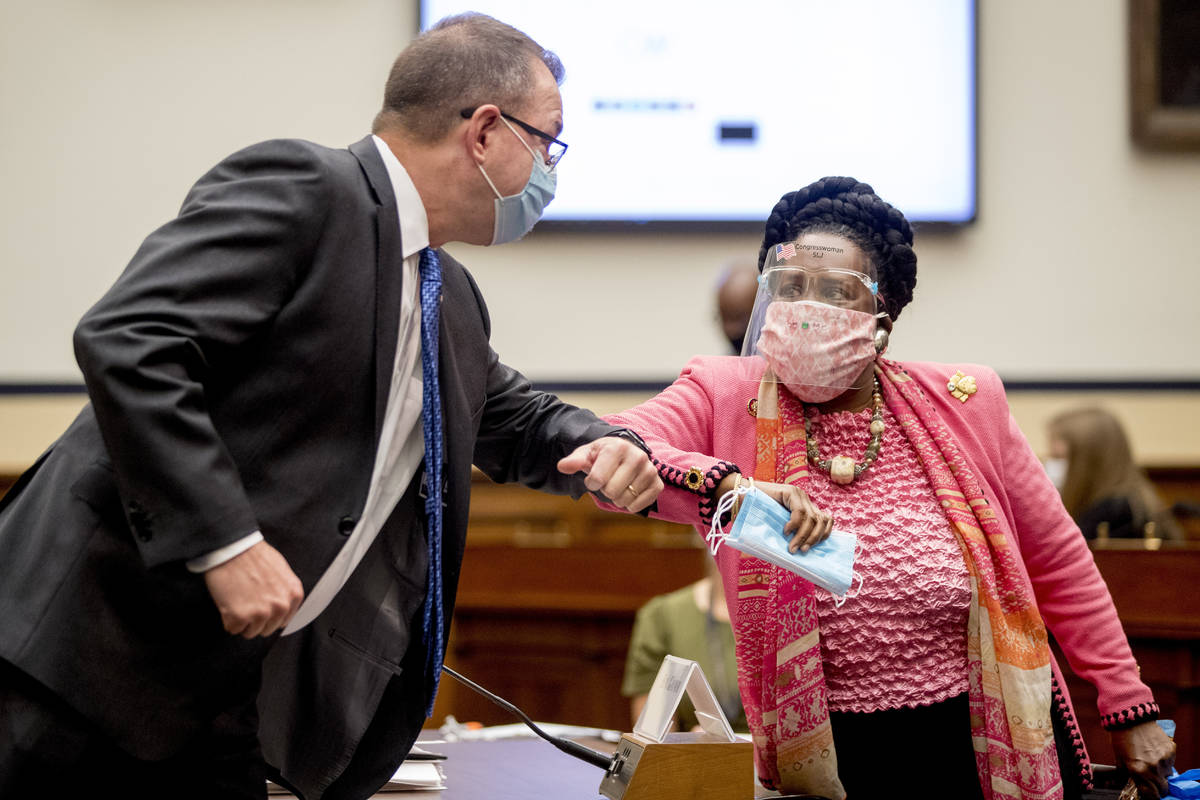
xmin=1046 ymin=408 xmax=1183 ymax=541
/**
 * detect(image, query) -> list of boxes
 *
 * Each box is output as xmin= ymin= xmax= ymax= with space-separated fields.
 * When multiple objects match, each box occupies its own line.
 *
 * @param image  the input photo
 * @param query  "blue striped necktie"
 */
xmin=418 ymin=246 xmax=444 ymax=716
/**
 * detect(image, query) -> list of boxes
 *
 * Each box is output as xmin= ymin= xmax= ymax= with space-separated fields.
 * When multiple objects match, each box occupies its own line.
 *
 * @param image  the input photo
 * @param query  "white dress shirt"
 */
xmin=189 ymin=136 xmax=433 ymax=637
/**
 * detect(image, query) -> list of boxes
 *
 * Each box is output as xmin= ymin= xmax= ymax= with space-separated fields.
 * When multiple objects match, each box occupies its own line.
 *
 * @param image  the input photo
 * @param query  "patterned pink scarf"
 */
xmin=735 ymin=360 xmax=1062 ymax=799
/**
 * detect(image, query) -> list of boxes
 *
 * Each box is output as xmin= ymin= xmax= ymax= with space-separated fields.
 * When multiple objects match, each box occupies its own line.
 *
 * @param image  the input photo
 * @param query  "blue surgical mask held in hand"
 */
xmin=707 ymin=485 xmax=861 ymax=604
xmin=476 ymin=117 xmax=557 ymax=245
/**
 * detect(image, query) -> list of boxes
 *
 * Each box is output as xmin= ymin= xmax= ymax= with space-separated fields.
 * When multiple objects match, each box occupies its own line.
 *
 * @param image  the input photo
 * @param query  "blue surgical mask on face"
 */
xmin=707 ymin=486 xmax=861 ymax=602
xmin=477 ymin=117 xmax=557 ymax=245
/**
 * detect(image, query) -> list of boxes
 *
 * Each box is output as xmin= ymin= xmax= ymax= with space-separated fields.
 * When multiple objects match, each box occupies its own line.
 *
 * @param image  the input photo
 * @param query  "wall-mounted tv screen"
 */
xmin=420 ymin=1 xmax=976 ymax=227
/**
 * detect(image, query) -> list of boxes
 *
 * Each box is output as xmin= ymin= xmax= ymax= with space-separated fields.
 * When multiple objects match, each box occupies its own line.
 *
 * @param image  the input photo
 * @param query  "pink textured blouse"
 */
xmin=803 ymin=404 xmax=971 ymax=712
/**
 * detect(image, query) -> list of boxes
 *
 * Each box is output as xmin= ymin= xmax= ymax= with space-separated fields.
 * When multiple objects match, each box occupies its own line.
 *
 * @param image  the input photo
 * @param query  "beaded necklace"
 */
xmin=804 ymin=375 xmax=884 ymax=485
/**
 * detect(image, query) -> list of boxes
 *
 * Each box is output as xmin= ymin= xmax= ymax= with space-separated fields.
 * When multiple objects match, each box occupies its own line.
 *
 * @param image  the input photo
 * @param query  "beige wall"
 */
xmin=450 ymin=0 xmax=1200 ymax=381
xmin=4 ymin=390 xmax=1200 ymax=477
xmin=2 ymin=0 xmax=1199 ymax=471
xmin=0 ymin=395 xmax=88 ymax=475
xmin=0 ymin=0 xmax=408 ymax=381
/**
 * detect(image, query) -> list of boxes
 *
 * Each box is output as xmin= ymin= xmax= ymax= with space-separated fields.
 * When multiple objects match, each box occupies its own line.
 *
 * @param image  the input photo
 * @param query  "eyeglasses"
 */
xmin=460 ymin=107 xmax=568 ymax=168
xmin=762 ymin=267 xmax=878 ymax=308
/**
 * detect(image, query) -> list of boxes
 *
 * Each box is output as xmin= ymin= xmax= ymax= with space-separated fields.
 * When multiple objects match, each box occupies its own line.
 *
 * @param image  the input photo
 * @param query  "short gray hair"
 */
xmin=372 ymin=13 xmax=564 ymax=140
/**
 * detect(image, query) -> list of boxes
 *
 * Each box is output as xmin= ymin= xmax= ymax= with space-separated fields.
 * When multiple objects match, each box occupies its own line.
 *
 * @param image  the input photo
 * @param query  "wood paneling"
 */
xmin=440 ymin=479 xmax=1200 ymax=772
xmin=1053 ymin=547 xmax=1200 ymax=768
xmin=428 ymin=476 xmax=705 ymax=733
xmin=3 ymin=461 xmax=1197 ymax=766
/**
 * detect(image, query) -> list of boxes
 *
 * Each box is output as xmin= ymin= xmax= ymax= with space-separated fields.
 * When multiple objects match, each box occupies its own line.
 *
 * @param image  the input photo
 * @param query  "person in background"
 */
xmin=716 ymin=259 xmax=761 ymax=354
xmin=622 ymin=556 xmax=747 ymax=733
xmin=0 ymin=14 xmax=660 ymax=800
xmin=1046 ymin=407 xmax=1183 ymax=541
xmin=596 ymin=177 xmax=1176 ymax=799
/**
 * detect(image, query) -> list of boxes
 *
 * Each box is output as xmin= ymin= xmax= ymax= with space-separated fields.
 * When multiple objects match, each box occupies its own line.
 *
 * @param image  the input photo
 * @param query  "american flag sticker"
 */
xmin=775 ymin=242 xmax=796 ymax=260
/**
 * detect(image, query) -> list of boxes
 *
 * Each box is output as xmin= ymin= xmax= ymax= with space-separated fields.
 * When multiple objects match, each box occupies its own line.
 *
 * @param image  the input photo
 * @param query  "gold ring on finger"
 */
xmin=626 ymin=484 xmax=639 ymax=496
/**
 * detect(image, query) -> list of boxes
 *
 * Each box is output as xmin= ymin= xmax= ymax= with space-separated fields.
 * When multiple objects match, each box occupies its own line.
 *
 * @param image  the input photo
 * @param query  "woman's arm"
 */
xmin=600 ymin=357 xmax=831 ymax=549
xmin=996 ymin=408 xmax=1174 ymax=793
xmin=602 ymin=357 xmax=741 ymax=528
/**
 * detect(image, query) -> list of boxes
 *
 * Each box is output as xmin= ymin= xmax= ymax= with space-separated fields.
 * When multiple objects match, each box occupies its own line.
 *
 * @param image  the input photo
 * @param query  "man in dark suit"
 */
xmin=0 ymin=13 xmax=662 ymax=799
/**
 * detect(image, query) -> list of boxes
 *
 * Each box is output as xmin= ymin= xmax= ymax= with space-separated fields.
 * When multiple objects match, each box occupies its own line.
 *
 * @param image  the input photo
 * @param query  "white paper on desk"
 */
xmin=439 ymin=720 xmax=621 ymax=743
xmin=633 ymin=655 xmax=737 ymax=743
xmin=386 ymin=760 xmax=446 ymax=790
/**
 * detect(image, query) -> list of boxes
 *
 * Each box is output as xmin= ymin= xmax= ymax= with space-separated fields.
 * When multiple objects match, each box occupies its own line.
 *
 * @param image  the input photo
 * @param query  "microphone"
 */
xmin=440 ymin=665 xmax=614 ymax=771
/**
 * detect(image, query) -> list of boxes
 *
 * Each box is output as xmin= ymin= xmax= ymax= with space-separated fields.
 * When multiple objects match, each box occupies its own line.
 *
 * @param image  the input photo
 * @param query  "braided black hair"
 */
xmin=757 ymin=176 xmax=918 ymax=321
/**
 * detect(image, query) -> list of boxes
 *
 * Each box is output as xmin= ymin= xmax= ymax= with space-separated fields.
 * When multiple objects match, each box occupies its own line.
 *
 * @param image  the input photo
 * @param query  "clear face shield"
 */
xmin=736 ymin=240 xmax=888 ymax=403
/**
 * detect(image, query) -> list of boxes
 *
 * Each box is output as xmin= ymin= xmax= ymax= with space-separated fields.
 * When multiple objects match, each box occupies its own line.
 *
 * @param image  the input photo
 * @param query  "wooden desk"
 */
xmin=269 ymin=738 xmax=610 ymax=800
xmin=396 ymin=739 xmax=610 ymax=800
xmin=1053 ymin=546 xmax=1200 ymax=768
xmin=274 ymin=737 xmax=775 ymax=800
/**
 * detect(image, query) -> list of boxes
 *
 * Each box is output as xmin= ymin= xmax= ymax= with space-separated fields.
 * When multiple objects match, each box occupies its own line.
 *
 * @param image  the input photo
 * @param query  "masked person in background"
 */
xmin=587 ymin=178 xmax=1176 ymax=799
xmin=1046 ymin=407 xmax=1183 ymax=542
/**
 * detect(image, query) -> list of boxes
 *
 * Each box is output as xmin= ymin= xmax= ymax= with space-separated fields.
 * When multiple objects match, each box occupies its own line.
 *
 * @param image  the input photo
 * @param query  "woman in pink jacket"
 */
xmin=595 ymin=178 xmax=1175 ymax=799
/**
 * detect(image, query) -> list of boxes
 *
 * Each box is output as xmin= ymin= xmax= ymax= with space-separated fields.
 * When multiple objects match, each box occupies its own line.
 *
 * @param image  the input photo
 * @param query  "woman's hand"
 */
xmin=1110 ymin=720 xmax=1175 ymax=799
xmin=718 ymin=474 xmax=834 ymax=552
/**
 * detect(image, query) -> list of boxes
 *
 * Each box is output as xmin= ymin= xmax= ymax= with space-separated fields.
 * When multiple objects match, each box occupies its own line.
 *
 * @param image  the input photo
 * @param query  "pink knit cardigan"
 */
xmin=602 ymin=356 xmax=1160 ymax=779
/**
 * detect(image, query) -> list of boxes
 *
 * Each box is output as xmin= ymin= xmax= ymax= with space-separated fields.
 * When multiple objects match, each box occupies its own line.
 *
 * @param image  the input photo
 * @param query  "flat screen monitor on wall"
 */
xmin=419 ymin=1 xmax=977 ymax=228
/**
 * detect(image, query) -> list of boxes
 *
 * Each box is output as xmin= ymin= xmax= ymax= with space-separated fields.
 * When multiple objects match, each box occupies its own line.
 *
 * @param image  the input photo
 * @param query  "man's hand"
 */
xmin=557 ymin=437 xmax=663 ymax=513
xmin=202 ymin=541 xmax=304 ymax=638
xmin=1110 ymin=720 xmax=1176 ymax=799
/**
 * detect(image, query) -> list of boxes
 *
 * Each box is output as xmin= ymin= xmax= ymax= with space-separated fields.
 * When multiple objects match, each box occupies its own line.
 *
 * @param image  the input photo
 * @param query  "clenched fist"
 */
xmin=203 ymin=541 xmax=304 ymax=638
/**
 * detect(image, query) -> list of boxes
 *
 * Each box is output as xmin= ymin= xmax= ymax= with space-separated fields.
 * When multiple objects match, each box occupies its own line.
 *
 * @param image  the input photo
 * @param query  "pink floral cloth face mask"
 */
xmin=756 ymin=300 xmax=880 ymax=402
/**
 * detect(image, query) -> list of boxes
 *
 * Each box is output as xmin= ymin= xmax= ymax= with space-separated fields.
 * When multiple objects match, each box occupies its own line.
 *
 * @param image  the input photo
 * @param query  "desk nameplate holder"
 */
xmin=599 ymin=655 xmax=753 ymax=800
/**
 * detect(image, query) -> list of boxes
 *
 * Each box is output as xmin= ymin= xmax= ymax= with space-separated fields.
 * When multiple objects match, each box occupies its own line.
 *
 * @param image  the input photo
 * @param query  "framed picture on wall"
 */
xmin=1130 ymin=0 xmax=1200 ymax=150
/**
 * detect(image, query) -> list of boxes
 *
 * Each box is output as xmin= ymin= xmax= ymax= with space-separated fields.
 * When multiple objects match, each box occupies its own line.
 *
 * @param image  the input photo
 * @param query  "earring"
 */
xmin=873 ymin=327 xmax=890 ymax=354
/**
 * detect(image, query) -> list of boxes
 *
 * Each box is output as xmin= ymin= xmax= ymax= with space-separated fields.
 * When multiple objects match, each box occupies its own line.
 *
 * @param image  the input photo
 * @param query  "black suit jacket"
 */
xmin=0 ymin=136 xmax=621 ymax=798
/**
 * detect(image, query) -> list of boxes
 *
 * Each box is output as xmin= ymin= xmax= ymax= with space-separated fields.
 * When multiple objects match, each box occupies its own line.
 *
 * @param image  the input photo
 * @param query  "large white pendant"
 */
xmin=829 ymin=456 xmax=856 ymax=485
